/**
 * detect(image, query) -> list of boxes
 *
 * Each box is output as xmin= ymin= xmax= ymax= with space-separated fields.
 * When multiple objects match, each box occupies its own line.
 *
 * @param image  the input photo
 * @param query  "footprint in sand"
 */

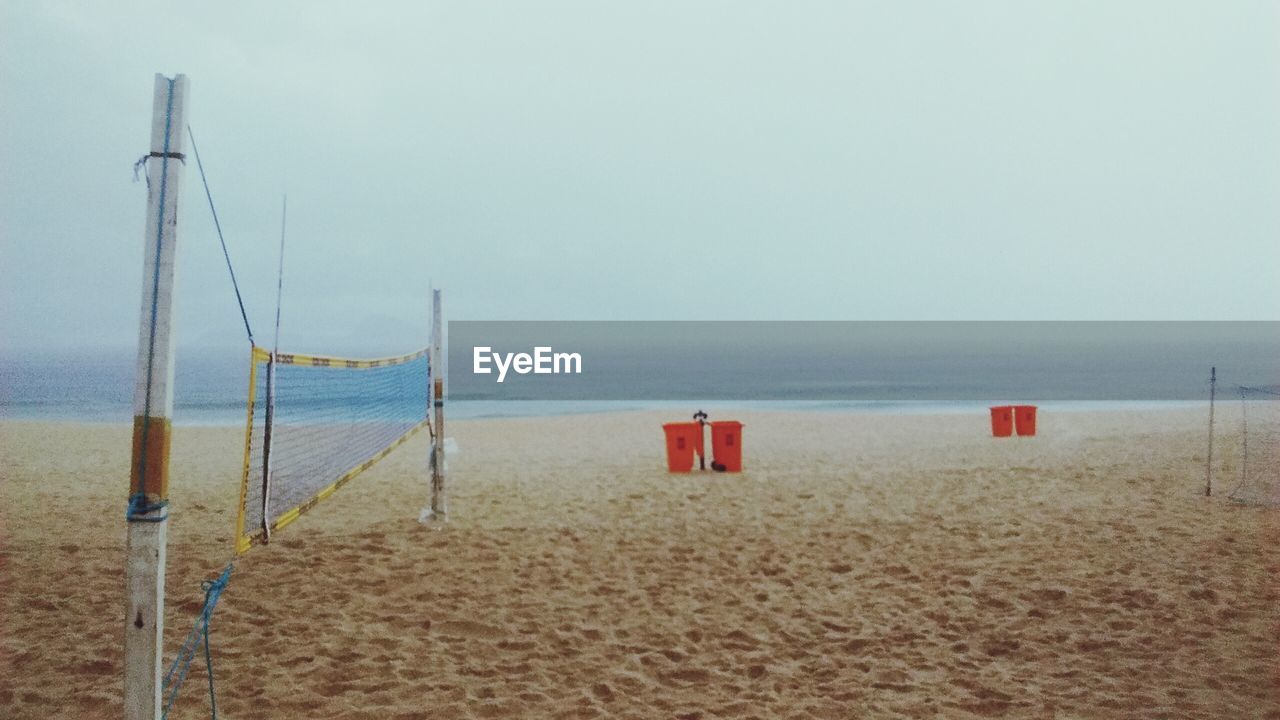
xmin=665 ymin=667 xmax=712 ymax=684
xmin=435 ymin=619 xmax=506 ymax=640
xmin=720 ymin=629 xmax=760 ymax=650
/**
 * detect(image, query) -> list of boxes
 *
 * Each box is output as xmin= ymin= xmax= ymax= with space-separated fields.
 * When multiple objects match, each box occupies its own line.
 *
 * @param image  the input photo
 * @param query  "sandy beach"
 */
xmin=1 ymin=407 xmax=1277 ymax=719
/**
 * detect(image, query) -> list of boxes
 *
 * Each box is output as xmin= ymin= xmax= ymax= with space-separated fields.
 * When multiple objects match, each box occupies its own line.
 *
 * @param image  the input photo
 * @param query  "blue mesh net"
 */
xmin=237 ymin=348 xmax=430 ymax=551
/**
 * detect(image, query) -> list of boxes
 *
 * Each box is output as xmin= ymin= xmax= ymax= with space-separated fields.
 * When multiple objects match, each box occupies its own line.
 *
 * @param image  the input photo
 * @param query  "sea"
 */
xmin=3 ymin=323 xmax=1276 ymax=426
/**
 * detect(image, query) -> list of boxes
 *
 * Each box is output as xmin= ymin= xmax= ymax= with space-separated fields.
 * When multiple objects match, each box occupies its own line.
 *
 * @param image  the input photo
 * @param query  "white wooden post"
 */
xmin=426 ymin=290 xmax=447 ymax=522
xmin=125 ymin=73 xmax=189 ymax=720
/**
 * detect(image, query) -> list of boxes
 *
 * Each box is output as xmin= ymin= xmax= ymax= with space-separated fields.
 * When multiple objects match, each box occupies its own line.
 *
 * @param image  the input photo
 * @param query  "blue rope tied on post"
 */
xmin=125 ymin=492 xmax=169 ymax=522
xmin=162 ymin=563 xmax=233 ymax=720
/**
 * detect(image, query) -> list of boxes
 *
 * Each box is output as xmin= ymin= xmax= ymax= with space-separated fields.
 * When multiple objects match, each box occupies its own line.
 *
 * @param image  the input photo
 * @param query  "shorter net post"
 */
xmin=424 ymin=289 xmax=447 ymax=524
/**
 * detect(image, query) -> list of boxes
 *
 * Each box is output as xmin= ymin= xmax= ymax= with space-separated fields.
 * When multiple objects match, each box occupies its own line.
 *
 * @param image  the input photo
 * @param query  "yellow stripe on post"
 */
xmin=129 ymin=416 xmax=171 ymax=501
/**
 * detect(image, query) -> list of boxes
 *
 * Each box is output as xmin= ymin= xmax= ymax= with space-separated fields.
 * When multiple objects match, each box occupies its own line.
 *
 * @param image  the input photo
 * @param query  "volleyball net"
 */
xmin=234 ymin=345 xmax=432 ymax=554
xmin=124 ymin=82 xmax=448 ymax=720
xmin=1223 ymin=384 xmax=1280 ymax=506
xmin=1205 ymin=368 xmax=1280 ymax=506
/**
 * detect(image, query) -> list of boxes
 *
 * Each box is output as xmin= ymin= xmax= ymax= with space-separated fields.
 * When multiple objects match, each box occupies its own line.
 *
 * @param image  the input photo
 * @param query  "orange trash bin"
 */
xmin=1014 ymin=405 xmax=1037 ymax=436
xmin=663 ymin=422 xmax=700 ymax=472
xmin=989 ymin=406 xmax=1013 ymax=437
xmin=710 ymin=421 xmax=744 ymax=472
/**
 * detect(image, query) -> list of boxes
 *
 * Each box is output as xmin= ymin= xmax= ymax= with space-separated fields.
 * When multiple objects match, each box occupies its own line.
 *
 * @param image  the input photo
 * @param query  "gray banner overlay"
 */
xmin=446 ymin=322 xmax=1279 ymax=401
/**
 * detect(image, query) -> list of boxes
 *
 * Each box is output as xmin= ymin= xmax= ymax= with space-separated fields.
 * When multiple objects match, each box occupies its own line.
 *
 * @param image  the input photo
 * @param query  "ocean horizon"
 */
xmin=0 ymin=337 xmax=1263 ymax=425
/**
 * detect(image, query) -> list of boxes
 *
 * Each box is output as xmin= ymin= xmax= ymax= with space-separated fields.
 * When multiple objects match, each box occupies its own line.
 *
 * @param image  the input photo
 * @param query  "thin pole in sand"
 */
xmin=1239 ymin=386 xmax=1248 ymax=491
xmin=1205 ymin=366 xmax=1215 ymax=496
xmin=125 ymin=73 xmax=189 ymax=720
xmin=427 ymin=288 xmax=448 ymax=523
xmin=261 ymin=195 xmax=287 ymax=543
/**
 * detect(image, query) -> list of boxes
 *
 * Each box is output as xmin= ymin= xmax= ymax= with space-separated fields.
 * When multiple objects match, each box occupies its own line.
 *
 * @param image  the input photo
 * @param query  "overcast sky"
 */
xmin=2 ymin=1 xmax=1277 ymax=354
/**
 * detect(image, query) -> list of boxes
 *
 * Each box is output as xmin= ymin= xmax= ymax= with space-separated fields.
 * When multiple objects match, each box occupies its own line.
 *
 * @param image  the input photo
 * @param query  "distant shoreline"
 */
xmin=0 ymin=399 xmax=1214 ymax=428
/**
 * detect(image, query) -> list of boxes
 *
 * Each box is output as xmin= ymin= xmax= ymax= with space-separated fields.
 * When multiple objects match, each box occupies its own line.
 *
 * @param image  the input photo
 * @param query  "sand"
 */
xmin=1 ymin=407 xmax=1277 ymax=719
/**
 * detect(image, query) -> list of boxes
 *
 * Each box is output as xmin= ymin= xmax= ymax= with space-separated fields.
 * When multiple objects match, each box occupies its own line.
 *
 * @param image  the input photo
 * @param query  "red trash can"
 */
xmin=1014 ymin=405 xmax=1037 ymax=436
xmin=663 ymin=422 xmax=700 ymax=472
xmin=710 ymin=421 xmax=744 ymax=472
xmin=989 ymin=406 xmax=1013 ymax=437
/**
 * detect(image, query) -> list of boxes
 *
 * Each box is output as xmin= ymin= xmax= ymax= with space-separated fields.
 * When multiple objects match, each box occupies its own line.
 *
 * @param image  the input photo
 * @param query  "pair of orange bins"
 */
xmin=663 ymin=421 xmax=743 ymax=472
xmin=990 ymin=405 xmax=1037 ymax=437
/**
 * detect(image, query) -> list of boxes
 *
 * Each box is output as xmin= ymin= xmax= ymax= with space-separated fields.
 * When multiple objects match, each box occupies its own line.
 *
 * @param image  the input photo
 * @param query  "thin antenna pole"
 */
xmin=1240 ymin=386 xmax=1248 ymax=492
xmin=260 ymin=195 xmax=287 ymax=542
xmin=1205 ymin=367 xmax=1215 ymax=496
xmin=273 ymin=195 xmax=287 ymax=353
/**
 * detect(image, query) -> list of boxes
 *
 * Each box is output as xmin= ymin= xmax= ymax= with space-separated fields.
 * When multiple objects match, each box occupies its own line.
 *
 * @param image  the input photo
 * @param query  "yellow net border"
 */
xmin=248 ymin=345 xmax=428 ymax=368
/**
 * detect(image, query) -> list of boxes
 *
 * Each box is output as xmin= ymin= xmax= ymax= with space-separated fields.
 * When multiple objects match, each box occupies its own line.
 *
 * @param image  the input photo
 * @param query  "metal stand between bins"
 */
xmin=693 ymin=410 xmax=708 ymax=470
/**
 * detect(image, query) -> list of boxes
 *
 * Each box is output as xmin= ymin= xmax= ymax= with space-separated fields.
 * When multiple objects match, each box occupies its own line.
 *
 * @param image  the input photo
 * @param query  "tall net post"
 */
xmin=125 ymin=73 xmax=189 ymax=720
